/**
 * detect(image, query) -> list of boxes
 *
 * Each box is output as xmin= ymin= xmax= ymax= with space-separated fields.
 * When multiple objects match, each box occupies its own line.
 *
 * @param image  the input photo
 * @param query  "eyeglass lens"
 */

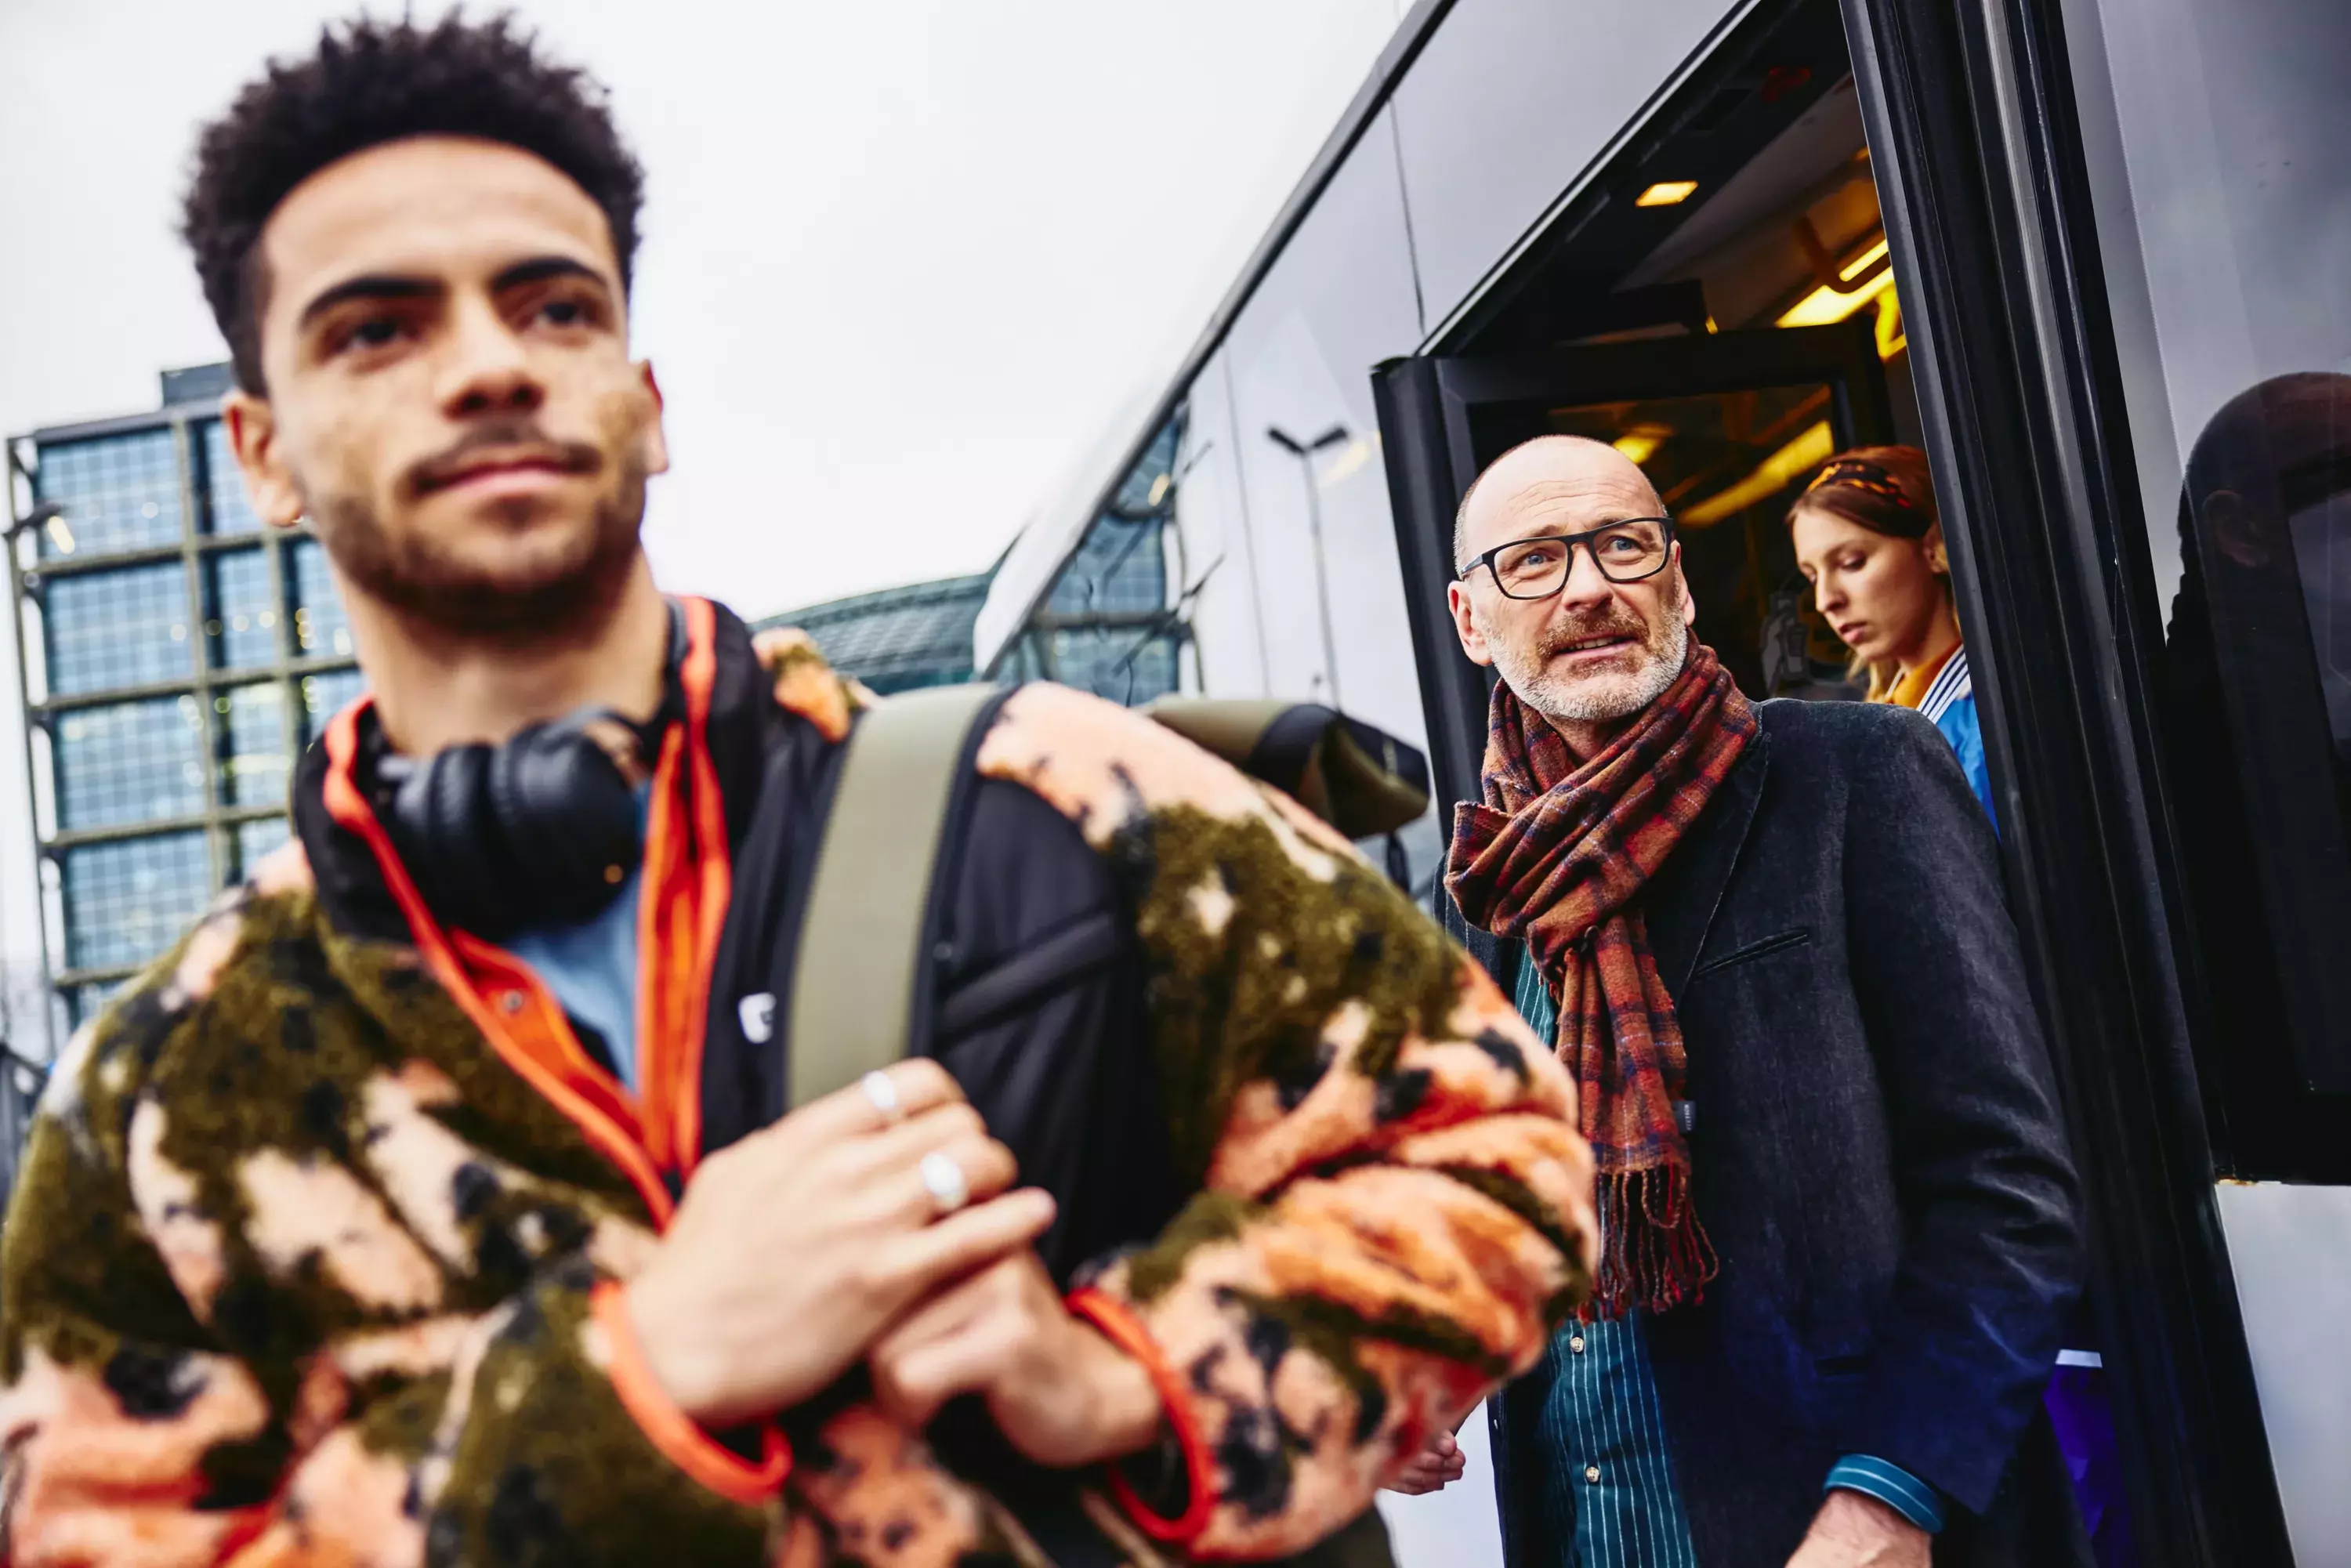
xmin=1490 ymin=520 xmax=1668 ymax=597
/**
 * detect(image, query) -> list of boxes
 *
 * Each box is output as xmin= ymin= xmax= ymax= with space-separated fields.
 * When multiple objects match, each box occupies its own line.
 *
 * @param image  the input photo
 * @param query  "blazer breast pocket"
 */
xmin=1689 ymin=925 xmax=1812 ymax=980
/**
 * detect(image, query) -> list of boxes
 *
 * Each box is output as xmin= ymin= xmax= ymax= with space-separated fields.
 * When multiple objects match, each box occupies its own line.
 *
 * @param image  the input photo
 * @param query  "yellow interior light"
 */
xmin=43 ymin=514 xmax=74 ymax=555
xmin=1636 ymin=180 xmax=1701 ymax=208
xmin=1875 ymin=292 xmax=1907 ymax=361
xmin=1680 ymin=420 xmax=1836 ymax=527
xmin=1778 ymin=239 xmax=1897 ymax=328
xmin=1147 ymin=472 xmax=1172 ymax=505
xmin=1612 ymin=427 xmax=1670 ymax=465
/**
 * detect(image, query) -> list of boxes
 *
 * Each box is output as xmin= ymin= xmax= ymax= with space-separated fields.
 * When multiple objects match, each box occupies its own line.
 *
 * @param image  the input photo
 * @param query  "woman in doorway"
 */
xmin=1788 ymin=444 xmax=1997 ymax=826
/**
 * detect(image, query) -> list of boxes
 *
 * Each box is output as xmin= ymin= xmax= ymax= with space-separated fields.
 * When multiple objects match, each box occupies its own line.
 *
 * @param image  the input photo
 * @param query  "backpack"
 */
xmin=763 ymin=683 xmax=1428 ymax=1568
xmin=781 ymin=683 xmax=1431 ymax=1110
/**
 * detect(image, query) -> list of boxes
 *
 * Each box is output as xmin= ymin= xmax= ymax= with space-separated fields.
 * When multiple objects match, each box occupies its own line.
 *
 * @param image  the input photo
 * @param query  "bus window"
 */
xmin=2063 ymin=0 xmax=2351 ymax=1126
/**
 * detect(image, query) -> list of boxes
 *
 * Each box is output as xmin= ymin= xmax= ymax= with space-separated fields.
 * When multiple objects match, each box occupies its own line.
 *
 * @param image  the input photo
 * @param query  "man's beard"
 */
xmin=310 ymin=444 xmax=648 ymax=643
xmin=1492 ymin=598 xmax=1690 ymax=729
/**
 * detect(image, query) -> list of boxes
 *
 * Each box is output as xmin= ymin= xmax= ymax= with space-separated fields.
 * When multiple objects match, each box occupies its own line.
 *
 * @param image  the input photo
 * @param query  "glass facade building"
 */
xmin=8 ymin=366 xmax=363 ymax=1042
xmin=752 ymin=570 xmax=994 ymax=697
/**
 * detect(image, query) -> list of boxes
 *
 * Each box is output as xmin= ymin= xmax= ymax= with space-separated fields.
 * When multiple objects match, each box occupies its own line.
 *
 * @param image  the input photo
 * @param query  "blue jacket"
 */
xmin=1472 ymin=700 xmax=2085 ymax=1566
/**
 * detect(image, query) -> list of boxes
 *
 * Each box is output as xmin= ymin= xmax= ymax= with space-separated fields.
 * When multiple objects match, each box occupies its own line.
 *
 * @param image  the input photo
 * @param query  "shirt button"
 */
xmin=1585 ymin=1465 xmax=1602 ymax=1483
xmin=1569 ymin=1334 xmax=1586 ymax=1353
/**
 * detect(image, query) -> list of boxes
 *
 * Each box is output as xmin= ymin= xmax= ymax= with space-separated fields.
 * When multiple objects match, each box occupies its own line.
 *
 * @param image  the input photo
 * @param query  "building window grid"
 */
xmin=12 ymin=415 xmax=364 ymax=1023
xmin=43 ymin=562 xmax=197 ymax=697
xmin=197 ymin=420 xmax=264 ymax=537
xmin=204 ymin=548 xmax=280 ymax=672
xmin=30 ymin=429 xmax=185 ymax=559
xmin=216 ymin=683 xmax=291 ymax=809
xmin=53 ymin=696 xmax=206 ymax=832
xmin=288 ymin=538 xmax=355 ymax=660
xmin=59 ymin=831 xmax=212 ymax=974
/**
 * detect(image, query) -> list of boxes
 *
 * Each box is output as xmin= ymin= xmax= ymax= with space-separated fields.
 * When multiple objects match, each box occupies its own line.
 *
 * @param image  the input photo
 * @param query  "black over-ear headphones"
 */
xmin=373 ymin=605 xmax=687 ymax=939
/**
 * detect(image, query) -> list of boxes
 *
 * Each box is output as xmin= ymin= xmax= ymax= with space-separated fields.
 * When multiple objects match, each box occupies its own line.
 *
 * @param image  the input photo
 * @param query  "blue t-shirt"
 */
xmin=505 ymin=787 xmax=650 ymax=1088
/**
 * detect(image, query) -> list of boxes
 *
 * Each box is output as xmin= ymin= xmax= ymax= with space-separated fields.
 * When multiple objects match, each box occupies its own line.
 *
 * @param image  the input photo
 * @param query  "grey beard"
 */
xmin=1498 ymin=612 xmax=1689 ymax=728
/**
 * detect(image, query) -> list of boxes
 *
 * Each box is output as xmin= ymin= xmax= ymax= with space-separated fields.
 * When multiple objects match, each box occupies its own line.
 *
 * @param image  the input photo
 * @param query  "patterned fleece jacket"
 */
xmin=0 ymin=603 xmax=1595 ymax=1567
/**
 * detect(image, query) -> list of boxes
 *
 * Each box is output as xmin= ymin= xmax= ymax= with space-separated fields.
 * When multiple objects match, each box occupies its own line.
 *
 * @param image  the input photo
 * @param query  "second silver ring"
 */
xmin=918 ymin=1150 xmax=970 ymax=1217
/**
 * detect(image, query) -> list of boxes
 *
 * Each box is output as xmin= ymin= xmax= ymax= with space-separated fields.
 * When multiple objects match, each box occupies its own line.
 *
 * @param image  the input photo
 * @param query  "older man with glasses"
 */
xmin=1391 ymin=435 xmax=2090 ymax=1568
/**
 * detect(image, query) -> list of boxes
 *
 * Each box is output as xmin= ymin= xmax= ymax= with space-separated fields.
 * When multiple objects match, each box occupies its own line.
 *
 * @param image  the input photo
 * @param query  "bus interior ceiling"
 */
xmin=1451 ymin=18 xmax=1929 ymax=703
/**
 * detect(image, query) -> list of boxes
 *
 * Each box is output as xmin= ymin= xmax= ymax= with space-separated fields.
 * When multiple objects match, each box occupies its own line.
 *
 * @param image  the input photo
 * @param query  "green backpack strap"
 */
xmin=784 ymin=682 xmax=1003 ymax=1111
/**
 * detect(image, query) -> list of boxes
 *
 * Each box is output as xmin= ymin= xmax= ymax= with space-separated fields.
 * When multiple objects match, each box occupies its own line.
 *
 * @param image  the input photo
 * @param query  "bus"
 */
xmin=976 ymin=0 xmax=2346 ymax=1563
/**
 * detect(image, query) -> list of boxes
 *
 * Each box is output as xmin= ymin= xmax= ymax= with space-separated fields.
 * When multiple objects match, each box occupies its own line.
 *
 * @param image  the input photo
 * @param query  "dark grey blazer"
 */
xmin=1480 ymin=698 xmax=2089 ymax=1567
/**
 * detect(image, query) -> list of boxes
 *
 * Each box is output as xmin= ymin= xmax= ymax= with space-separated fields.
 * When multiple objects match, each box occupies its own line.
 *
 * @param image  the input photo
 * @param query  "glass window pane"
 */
xmin=215 ymin=683 xmax=288 ymax=809
xmin=30 ymin=429 xmax=184 ymax=559
xmin=299 ymin=667 xmax=368 ymax=744
xmin=60 ymin=831 xmax=210 ymax=973
xmin=66 ymin=980 xmax=127 ymax=1032
xmin=1045 ymin=420 xmax=1179 ymax=620
xmin=42 ymin=562 xmax=196 ymax=697
xmin=197 ymin=420 xmax=264 ymax=536
xmin=234 ymin=817 xmax=291 ymax=878
xmin=203 ymin=548 xmax=278 ymax=671
xmin=53 ymin=696 xmax=205 ymax=831
xmin=1048 ymin=626 xmax=1182 ymax=706
xmin=287 ymin=538 xmax=353 ymax=660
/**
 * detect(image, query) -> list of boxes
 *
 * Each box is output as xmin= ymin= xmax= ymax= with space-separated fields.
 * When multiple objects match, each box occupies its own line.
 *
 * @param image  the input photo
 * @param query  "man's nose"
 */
xmin=437 ymin=296 xmax=543 ymax=418
xmin=1555 ymin=541 xmax=1616 ymax=610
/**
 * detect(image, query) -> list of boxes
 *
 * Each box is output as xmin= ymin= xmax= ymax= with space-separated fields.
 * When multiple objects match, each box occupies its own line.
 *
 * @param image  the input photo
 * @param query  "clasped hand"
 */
xmin=624 ymin=1059 xmax=1161 ymax=1466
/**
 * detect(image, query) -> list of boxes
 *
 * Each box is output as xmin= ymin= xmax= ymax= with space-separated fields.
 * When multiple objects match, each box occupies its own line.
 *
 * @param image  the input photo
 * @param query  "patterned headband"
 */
xmin=1803 ymin=458 xmax=1916 ymax=509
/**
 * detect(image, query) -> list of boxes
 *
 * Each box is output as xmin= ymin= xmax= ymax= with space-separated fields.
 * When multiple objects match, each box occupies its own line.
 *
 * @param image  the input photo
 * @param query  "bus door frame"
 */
xmin=1840 ymin=0 xmax=2291 ymax=1559
xmin=1372 ymin=318 xmax=1893 ymax=827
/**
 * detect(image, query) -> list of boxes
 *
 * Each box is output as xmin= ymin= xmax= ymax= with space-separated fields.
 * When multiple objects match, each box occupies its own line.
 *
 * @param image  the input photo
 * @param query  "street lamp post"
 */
xmin=1265 ymin=423 xmax=1349 ymax=708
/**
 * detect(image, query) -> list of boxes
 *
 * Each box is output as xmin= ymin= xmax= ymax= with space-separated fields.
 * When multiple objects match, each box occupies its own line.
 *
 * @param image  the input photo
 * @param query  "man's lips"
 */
xmin=416 ymin=449 xmax=588 ymax=496
xmin=1549 ymin=632 xmax=1639 ymax=661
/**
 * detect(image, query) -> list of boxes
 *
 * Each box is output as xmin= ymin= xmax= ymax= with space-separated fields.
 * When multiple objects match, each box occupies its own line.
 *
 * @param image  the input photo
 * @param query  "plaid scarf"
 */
xmin=1444 ymin=646 xmax=1755 ymax=1317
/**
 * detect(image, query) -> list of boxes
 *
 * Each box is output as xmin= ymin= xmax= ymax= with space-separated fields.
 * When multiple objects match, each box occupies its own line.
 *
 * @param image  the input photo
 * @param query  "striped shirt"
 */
xmin=1513 ymin=961 xmax=1699 ymax=1567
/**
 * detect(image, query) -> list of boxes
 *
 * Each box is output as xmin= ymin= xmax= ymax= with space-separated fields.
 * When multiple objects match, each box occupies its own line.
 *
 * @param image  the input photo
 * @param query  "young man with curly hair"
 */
xmin=0 ymin=15 xmax=1594 ymax=1566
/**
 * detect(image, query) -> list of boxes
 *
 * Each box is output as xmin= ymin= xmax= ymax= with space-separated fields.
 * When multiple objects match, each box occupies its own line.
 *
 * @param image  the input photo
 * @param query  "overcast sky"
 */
xmin=0 ymin=0 xmax=1405 ymax=614
xmin=0 ymin=0 xmax=1406 ymax=1000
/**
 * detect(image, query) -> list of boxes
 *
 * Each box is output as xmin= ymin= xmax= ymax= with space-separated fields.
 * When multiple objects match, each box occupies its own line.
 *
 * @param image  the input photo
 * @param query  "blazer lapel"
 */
xmin=1646 ymin=727 xmax=1770 ymax=998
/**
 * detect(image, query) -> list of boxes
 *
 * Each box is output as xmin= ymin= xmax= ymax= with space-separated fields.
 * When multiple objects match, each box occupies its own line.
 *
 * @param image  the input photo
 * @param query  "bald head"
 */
xmin=1453 ymin=434 xmax=1665 ymax=570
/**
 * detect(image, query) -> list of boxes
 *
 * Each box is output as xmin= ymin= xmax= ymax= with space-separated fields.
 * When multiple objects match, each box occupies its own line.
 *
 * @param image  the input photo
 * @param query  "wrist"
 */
xmin=1816 ymin=1485 xmax=1930 ymax=1544
xmin=621 ymin=1273 xmax=726 ymax=1425
xmin=1065 ymin=1321 xmax=1166 ymax=1465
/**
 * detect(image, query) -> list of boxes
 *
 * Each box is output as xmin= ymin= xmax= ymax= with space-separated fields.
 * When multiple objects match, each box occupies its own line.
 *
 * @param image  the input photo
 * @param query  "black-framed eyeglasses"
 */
xmin=1457 ymin=516 xmax=1675 ymax=599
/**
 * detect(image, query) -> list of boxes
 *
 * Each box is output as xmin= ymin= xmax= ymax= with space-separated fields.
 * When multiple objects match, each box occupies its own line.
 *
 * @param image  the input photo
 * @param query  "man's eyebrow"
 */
xmin=490 ymin=255 xmax=611 ymax=293
xmin=295 ymin=273 xmax=440 ymax=330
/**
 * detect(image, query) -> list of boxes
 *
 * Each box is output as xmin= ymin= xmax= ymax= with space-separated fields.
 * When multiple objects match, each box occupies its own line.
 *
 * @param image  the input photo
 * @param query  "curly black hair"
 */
xmin=182 ymin=10 xmax=644 ymax=394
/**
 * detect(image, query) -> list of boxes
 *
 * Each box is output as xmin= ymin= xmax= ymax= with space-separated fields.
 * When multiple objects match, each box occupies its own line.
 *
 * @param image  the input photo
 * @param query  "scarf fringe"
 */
xmin=1584 ymin=1163 xmax=1719 ymax=1321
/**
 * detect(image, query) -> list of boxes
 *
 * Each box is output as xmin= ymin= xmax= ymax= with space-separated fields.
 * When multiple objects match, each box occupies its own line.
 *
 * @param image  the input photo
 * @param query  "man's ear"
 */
xmin=222 ymin=392 xmax=304 ymax=530
xmin=1675 ymin=546 xmax=1698 ymax=628
xmin=1447 ymin=581 xmax=1494 ymax=668
xmin=636 ymin=361 xmax=670 ymax=478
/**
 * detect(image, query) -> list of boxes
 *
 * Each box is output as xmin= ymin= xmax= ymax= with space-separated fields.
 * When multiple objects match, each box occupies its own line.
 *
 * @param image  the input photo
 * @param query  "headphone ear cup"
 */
xmin=389 ymin=743 xmax=517 ymax=935
xmin=487 ymin=721 xmax=644 ymax=927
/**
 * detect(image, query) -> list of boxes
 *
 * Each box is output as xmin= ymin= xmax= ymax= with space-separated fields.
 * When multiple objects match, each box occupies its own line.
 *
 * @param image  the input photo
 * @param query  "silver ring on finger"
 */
xmin=918 ymin=1150 xmax=970 ymax=1217
xmin=861 ymin=1070 xmax=904 ymax=1125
